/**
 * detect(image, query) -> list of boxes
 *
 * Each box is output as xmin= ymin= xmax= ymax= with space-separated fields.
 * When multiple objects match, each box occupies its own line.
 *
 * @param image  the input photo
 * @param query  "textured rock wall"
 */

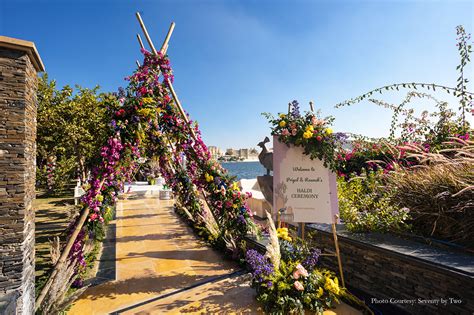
xmin=0 ymin=46 xmax=37 ymax=314
xmin=309 ymin=227 xmax=474 ymax=315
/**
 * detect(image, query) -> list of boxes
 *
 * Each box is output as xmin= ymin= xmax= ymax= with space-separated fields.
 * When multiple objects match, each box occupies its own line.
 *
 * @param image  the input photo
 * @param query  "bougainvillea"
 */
xmin=67 ymin=47 xmax=258 ymax=283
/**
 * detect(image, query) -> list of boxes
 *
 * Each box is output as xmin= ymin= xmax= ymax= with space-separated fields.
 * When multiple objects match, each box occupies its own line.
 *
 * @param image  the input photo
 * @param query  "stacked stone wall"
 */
xmin=0 ymin=46 xmax=38 ymax=314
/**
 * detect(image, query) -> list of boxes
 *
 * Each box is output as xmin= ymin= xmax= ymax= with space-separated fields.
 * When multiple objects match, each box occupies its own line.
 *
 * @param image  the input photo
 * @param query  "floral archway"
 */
xmin=36 ymin=17 xmax=255 ymax=312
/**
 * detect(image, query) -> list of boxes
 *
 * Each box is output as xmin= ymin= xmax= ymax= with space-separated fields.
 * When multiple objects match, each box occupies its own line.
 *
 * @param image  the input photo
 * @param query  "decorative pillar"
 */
xmin=0 ymin=36 xmax=45 ymax=314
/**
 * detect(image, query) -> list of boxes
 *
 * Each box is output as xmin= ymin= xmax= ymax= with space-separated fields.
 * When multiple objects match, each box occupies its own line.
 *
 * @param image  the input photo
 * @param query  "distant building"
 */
xmin=218 ymin=147 xmax=259 ymax=161
xmin=238 ymin=148 xmax=249 ymax=159
xmin=208 ymin=146 xmax=223 ymax=160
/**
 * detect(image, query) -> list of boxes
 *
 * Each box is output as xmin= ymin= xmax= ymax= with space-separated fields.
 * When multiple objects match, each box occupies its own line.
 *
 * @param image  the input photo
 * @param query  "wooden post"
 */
xmin=136 ymin=34 xmax=145 ymax=50
xmin=332 ymin=214 xmax=345 ymax=288
xmin=298 ymin=223 xmax=305 ymax=240
xmin=134 ymin=14 xmax=221 ymax=226
xmin=35 ymin=207 xmax=89 ymax=310
xmin=36 ymin=179 xmax=106 ymax=311
xmin=160 ymin=22 xmax=175 ymax=54
xmin=135 ymin=12 xmax=157 ymax=54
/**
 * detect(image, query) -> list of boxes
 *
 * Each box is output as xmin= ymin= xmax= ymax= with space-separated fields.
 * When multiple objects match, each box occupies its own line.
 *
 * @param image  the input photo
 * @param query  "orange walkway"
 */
xmin=68 ymin=196 xmax=239 ymax=314
xmin=69 ymin=195 xmax=361 ymax=314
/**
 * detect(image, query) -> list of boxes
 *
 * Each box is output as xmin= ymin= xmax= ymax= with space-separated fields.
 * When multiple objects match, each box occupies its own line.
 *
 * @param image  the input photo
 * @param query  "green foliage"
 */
xmin=337 ymin=171 xmax=410 ymax=233
xmin=455 ymin=25 xmax=472 ymax=128
xmin=37 ymin=74 xmax=112 ymax=192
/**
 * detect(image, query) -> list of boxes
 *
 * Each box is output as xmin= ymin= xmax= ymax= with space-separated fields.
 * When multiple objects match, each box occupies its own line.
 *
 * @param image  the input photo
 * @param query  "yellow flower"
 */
xmin=277 ymin=228 xmax=292 ymax=241
xmin=324 ymin=276 xmax=340 ymax=295
xmin=142 ymin=97 xmax=154 ymax=104
xmin=231 ymin=182 xmax=240 ymax=191
xmin=137 ymin=108 xmax=152 ymax=117
xmin=305 ymin=125 xmax=314 ymax=132
xmin=316 ymin=287 xmax=324 ymax=298
xmin=279 ymin=113 xmax=286 ymax=119
xmin=233 ymin=204 xmax=238 ymax=209
xmin=205 ymin=173 xmax=214 ymax=182
xmin=325 ymin=128 xmax=333 ymax=135
xmin=279 ymin=120 xmax=287 ymax=127
xmin=303 ymin=131 xmax=313 ymax=139
xmin=97 ymin=195 xmax=104 ymax=202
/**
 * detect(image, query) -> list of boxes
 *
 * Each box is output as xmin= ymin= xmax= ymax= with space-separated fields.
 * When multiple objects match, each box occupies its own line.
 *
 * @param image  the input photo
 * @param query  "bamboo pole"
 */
xmin=136 ymin=34 xmax=145 ymax=50
xmin=332 ymin=214 xmax=345 ymax=287
xmin=135 ymin=12 xmax=157 ymax=54
xmin=160 ymin=22 xmax=175 ymax=54
xmin=38 ymin=15 xmax=176 ymax=312
xmin=135 ymin=14 xmax=220 ymax=225
xmin=35 ymin=207 xmax=89 ymax=310
xmin=166 ymin=79 xmax=197 ymax=139
xmin=36 ymin=179 xmax=106 ymax=311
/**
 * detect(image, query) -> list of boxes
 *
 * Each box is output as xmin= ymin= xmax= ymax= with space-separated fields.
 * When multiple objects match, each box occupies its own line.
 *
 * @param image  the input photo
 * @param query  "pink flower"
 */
xmin=281 ymin=129 xmax=290 ymax=136
xmin=294 ymin=281 xmax=304 ymax=291
xmin=293 ymin=270 xmax=301 ymax=279
xmin=293 ymin=264 xmax=309 ymax=279
xmin=295 ymin=264 xmax=308 ymax=277
xmin=291 ymin=129 xmax=297 ymax=136
xmin=89 ymin=213 xmax=98 ymax=222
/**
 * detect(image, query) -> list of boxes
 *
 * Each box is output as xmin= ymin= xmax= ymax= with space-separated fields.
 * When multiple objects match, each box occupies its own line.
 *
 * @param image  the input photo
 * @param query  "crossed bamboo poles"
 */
xmin=36 ymin=13 xmax=219 ymax=311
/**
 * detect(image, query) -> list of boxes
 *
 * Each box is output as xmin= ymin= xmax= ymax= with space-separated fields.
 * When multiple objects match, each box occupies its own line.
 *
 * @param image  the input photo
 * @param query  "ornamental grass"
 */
xmin=386 ymin=139 xmax=474 ymax=248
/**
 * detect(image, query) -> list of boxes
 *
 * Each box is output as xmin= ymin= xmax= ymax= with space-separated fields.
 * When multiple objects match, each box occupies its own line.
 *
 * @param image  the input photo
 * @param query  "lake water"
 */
xmin=220 ymin=161 xmax=266 ymax=180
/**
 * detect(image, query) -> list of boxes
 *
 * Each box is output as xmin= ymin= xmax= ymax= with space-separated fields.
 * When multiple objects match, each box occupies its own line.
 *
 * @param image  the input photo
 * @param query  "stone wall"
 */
xmin=307 ymin=225 xmax=474 ymax=315
xmin=0 ymin=38 xmax=43 ymax=314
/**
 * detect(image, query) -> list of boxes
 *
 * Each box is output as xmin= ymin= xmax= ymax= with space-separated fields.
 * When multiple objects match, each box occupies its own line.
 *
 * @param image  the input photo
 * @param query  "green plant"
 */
xmin=337 ymin=171 xmax=410 ymax=233
xmin=37 ymin=74 xmax=111 ymax=191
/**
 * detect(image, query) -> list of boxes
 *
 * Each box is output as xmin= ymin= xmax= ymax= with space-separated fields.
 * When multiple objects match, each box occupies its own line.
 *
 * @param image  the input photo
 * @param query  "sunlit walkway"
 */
xmin=69 ymin=195 xmax=361 ymax=314
xmin=68 ymin=196 xmax=243 ymax=314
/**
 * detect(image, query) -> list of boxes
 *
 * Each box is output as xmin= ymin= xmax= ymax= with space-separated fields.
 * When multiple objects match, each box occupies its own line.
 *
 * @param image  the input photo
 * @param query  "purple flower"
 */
xmin=246 ymin=249 xmax=274 ymax=283
xmin=290 ymin=100 xmax=300 ymax=117
xmin=302 ymin=248 xmax=322 ymax=271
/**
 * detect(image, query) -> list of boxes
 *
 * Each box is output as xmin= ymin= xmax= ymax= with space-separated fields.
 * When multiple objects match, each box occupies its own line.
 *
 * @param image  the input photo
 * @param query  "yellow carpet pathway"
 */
xmin=68 ymin=196 xmax=245 ymax=314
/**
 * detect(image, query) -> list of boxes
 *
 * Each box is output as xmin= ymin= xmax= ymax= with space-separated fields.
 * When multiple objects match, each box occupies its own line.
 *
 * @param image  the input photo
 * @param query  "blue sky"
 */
xmin=1 ymin=0 xmax=473 ymax=150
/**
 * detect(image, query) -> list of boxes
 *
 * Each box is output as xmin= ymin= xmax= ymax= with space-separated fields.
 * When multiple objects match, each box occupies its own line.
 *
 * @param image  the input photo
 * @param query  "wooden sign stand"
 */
xmin=292 ymin=215 xmax=345 ymax=288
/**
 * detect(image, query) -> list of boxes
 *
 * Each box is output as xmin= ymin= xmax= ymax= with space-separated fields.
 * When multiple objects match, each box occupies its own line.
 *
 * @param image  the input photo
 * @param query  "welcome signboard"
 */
xmin=273 ymin=136 xmax=339 ymax=224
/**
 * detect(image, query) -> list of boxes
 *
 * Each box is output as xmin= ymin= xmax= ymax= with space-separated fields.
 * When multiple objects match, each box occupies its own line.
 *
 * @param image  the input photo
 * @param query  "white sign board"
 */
xmin=273 ymin=136 xmax=339 ymax=224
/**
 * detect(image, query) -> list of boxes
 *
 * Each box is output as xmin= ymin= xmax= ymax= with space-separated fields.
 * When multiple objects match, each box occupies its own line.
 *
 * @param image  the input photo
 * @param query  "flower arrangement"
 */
xmin=246 ymin=215 xmax=344 ymax=313
xmin=263 ymin=100 xmax=343 ymax=172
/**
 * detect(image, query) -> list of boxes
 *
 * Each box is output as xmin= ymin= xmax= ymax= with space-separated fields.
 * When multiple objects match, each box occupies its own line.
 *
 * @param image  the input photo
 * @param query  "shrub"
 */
xmin=337 ymin=171 xmax=410 ymax=233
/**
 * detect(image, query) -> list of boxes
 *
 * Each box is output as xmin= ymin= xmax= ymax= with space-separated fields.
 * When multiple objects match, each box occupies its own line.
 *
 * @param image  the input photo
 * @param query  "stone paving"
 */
xmin=69 ymin=196 xmax=361 ymax=314
xmin=68 ymin=196 xmax=239 ymax=314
